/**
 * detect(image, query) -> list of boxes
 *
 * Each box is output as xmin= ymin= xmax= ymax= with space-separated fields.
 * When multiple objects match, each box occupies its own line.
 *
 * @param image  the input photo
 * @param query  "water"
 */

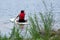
xmin=0 ymin=0 xmax=60 ymax=36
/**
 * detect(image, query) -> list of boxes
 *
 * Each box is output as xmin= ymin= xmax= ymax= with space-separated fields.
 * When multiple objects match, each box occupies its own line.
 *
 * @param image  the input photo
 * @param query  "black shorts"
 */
xmin=18 ymin=19 xmax=27 ymax=22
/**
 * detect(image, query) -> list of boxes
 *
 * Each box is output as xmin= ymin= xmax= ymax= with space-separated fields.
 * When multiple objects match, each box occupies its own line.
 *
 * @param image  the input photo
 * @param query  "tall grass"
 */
xmin=0 ymin=26 xmax=23 ymax=40
xmin=0 ymin=12 xmax=60 ymax=40
xmin=28 ymin=11 xmax=54 ymax=40
xmin=9 ymin=26 xmax=23 ymax=40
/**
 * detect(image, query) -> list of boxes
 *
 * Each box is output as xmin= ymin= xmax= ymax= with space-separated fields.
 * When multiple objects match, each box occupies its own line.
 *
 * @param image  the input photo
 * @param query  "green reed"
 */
xmin=0 ymin=12 xmax=60 ymax=40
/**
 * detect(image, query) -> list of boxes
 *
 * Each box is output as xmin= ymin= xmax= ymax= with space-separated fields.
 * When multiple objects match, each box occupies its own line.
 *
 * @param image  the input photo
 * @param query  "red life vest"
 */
xmin=19 ymin=13 xmax=25 ymax=20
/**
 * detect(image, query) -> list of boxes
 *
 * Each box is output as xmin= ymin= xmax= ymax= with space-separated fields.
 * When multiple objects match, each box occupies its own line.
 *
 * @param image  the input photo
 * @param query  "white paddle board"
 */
xmin=10 ymin=18 xmax=28 ymax=25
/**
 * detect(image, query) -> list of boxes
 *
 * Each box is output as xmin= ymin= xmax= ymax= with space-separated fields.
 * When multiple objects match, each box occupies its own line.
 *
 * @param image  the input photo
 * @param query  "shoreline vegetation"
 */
xmin=0 ymin=13 xmax=60 ymax=40
xmin=0 ymin=0 xmax=60 ymax=40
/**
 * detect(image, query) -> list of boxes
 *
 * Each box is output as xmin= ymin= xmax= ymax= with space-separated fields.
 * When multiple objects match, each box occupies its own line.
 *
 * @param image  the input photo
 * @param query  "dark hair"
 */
xmin=21 ymin=10 xmax=24 ymax=13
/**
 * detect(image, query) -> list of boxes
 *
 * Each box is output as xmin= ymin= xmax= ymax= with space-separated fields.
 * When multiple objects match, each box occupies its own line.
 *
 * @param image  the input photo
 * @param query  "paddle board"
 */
xmin=10 ymin=18 xmax=28 ymax=25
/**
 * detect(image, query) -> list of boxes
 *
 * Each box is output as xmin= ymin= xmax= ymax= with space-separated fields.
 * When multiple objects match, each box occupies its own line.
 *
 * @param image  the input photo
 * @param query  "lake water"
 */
xmin=0 ymin=0 xmax=60 ymax=36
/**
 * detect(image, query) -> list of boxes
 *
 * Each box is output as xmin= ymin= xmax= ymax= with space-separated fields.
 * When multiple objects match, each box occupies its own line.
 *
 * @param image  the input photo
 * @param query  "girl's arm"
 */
xmin=15 ymin=14 xmax=19 ymax=20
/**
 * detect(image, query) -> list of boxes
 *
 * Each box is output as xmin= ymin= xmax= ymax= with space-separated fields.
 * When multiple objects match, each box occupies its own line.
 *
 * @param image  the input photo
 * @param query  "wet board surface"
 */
xmin=10 ymin=18 xmax=28 ymax=25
